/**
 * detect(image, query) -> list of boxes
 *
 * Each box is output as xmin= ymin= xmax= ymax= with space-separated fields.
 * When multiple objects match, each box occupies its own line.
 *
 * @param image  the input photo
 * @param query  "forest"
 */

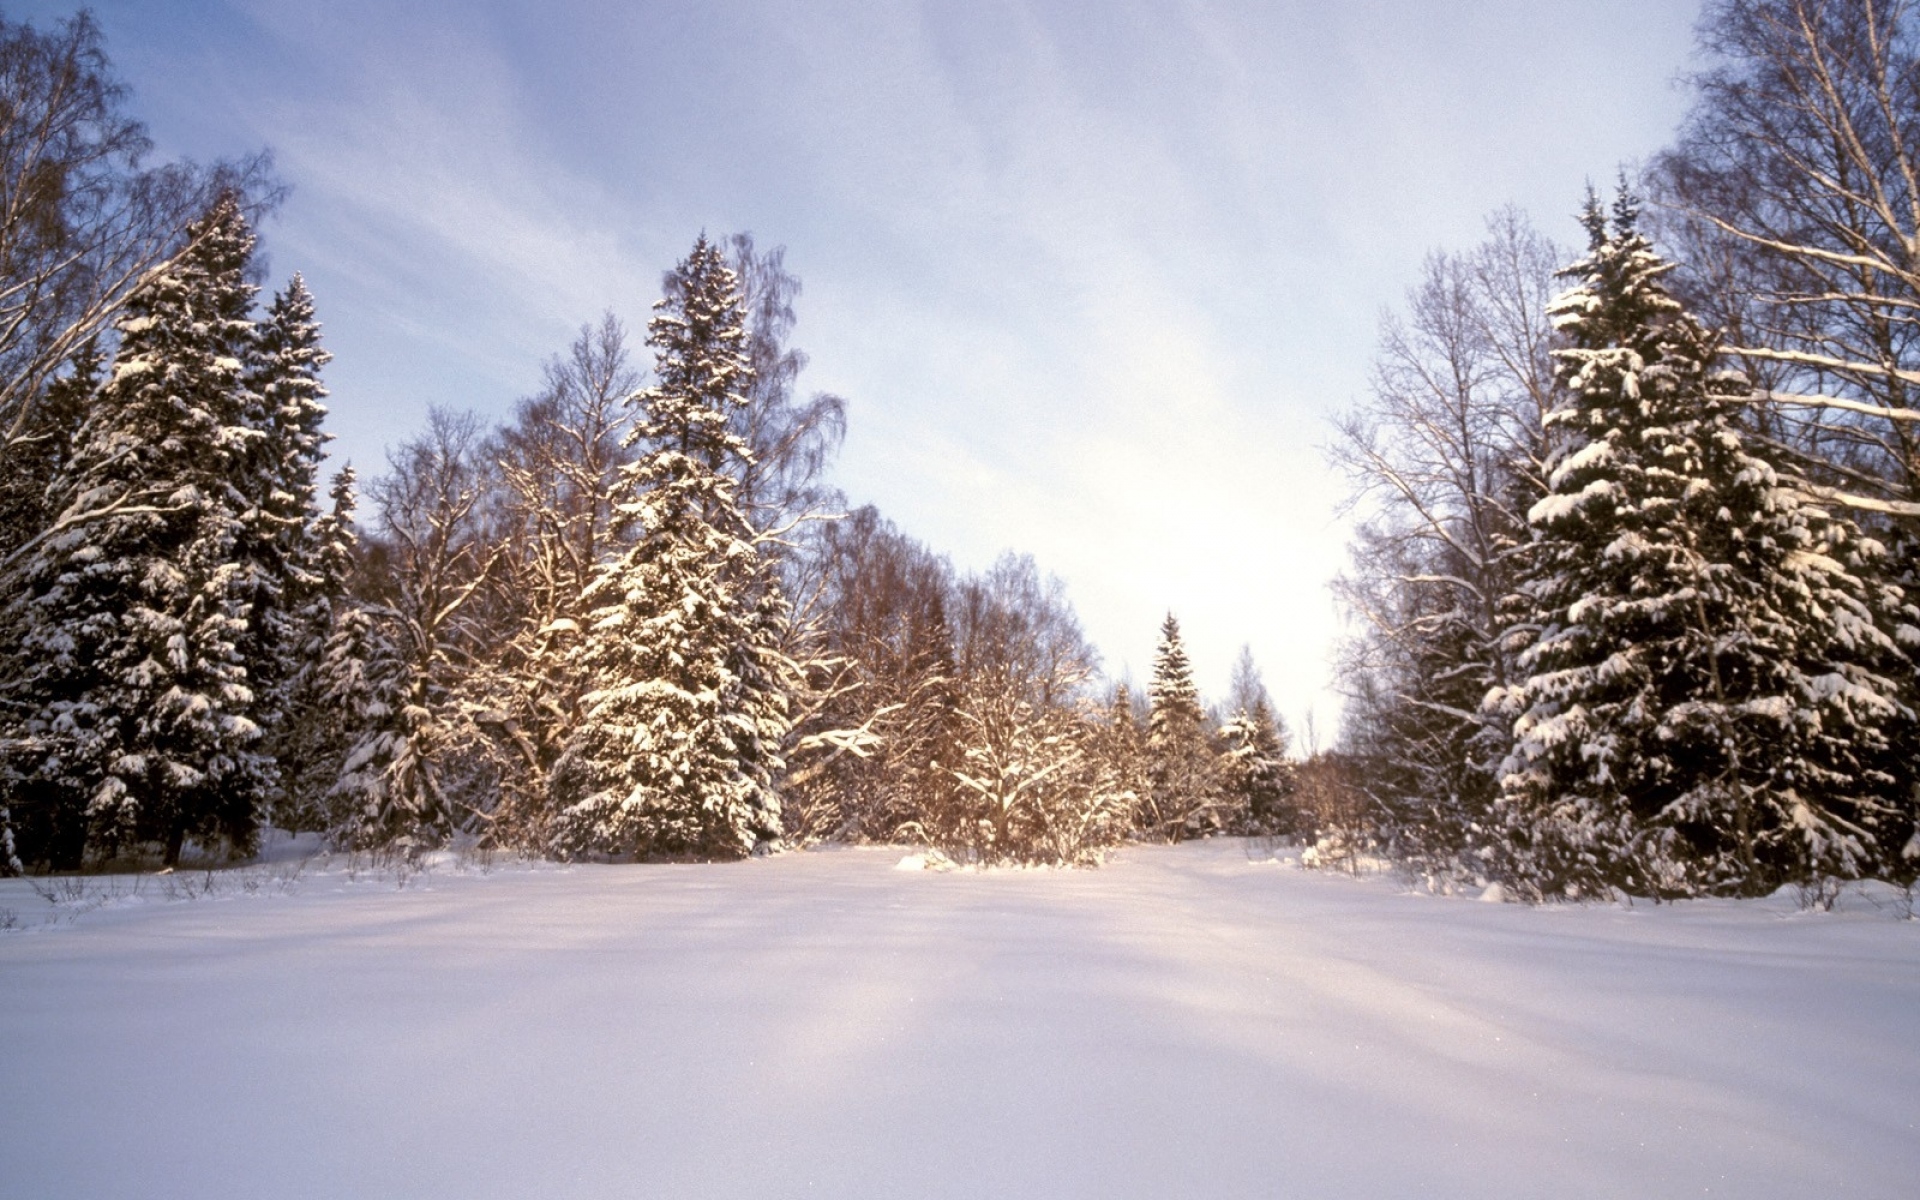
xmin=0 ymin=0 xmax=1915 ymax=904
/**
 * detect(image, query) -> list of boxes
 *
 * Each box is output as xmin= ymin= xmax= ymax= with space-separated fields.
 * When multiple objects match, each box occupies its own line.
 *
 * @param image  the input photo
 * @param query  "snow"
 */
xmin=2 ymin=839 xmax=1916 ymax=1198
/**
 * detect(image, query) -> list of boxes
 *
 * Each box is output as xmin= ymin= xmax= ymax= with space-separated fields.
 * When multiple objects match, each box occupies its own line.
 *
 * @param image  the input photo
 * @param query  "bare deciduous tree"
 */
xmin=1329 ymin=210 xmax=1564 ymax=874
xmin=1655 ymin=0 xmax=1920 ymax=518
xmin=468 ymin=315 xmax=639 ymax=844
xmin=0 ymin=12 xmax=276 ymax=466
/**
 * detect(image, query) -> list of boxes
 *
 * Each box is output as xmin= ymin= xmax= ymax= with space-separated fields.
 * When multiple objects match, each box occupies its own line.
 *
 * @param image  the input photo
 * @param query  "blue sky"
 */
xmin=38 ymin=0 xmax=1703 ymax=733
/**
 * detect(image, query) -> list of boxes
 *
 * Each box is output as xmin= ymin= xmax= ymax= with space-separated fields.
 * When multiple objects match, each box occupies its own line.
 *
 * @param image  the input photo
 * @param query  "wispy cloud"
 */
xmin=63 ymin=0 xmax=1703 ymax=728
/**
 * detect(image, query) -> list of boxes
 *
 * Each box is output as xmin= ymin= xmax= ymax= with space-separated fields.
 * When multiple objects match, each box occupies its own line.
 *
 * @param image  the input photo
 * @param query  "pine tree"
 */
xmin=549 ymin=236 xmax=794 ymax=859
xmin=1490 ymin=189 xmax=1918 ymax=899
xmin=1144 ymin=613 xmax=1218 ymax=838
xmin=5 ymin=194 xmax=268 ymax=865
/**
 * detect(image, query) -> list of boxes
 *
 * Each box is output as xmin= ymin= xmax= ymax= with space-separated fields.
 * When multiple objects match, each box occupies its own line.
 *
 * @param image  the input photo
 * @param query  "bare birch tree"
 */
xmin=1654 ymin=0 xmax=1920 ymax=519
xmin=1329 ymin=210 xmax=1564 ymax=873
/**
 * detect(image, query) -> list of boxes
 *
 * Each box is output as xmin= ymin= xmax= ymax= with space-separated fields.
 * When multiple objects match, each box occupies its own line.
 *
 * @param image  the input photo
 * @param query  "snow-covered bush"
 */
xmin=901 ymin=676 xmax=1133 ymax=867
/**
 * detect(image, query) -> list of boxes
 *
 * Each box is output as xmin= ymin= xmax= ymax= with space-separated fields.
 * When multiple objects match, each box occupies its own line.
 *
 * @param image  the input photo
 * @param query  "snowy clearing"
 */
xmin=3 ymin=840 xmax=1917 ymax=1199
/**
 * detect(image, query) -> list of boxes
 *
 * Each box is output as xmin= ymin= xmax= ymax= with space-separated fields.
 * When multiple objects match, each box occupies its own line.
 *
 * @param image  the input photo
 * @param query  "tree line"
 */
xmin=1328 ymin=0 xmax=1920 ymax=900
xmin=0 ymin=10 xmax=1297 ymax=874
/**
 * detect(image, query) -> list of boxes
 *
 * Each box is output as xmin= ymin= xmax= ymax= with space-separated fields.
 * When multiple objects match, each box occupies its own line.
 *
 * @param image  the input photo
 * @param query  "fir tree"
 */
xmin=549 ymin=236 xmax=794 ymax=859
xmin=5 ymin=194 xmax=268 ymax=865
xmin=251 ymin=276 xmax=332 ymax=553
xmin=1144 ymin=613 xmax=1218 ymax=838
xmin=1490 ymin=189 xmax=1918 ymax=899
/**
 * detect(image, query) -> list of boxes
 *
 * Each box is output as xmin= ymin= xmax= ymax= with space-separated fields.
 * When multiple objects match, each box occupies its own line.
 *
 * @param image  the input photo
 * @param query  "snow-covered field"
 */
xmin=3 ymin=840 xmax=1916 ymax=1199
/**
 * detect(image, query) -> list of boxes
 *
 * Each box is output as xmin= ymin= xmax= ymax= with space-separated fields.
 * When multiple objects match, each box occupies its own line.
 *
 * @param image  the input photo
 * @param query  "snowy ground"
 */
xmin=3 ymin=840 xmax=1916 ymax=1199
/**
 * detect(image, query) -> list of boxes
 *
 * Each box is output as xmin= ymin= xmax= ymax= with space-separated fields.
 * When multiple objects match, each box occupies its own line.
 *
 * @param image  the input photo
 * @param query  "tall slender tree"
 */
xmin=1219 ymin=646 xmax=1295 ymax=833
xmin=332 ymin=409 xmax=496 ymax=849
xmin=276 ymin=466 xmax=361 ymax=830
xmin=549 ymin=236 xmax=794 ymax=859
xmin=470 ymin=314 xmax=640 ymax=845
xmin=1330 ymin=210 xmax=1563 ymax=874
xmin=237 ymin=273 xmax=332 ymax=820
xmin=1144 ymin=613 xmax=1217 ymax=838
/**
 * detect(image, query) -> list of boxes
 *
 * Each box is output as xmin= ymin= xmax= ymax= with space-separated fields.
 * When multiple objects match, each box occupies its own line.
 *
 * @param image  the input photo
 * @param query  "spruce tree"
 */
xmin=1490 ymin=189 xmax=1918 ymax=899
xmin=1220 ymin=647 xmax=1295 ymax=834
xmin=326 ymin=598 xmax=446 ymax=849
xmin=1093 ymin=681 xmax=1149 ymax=819
xmin=0 ymin=341 xmax=102 ymax=871
xmin=276 ymin=467 xmax=360 ymax=831
xmin=1144 ymin=613 xmax=1217 ymax=838
xmin=549 ymin=236 xmax=794 ymax=859
xmin=241 ymin=273 xmax=333 ymax=823
xmin=6 ymin=194 xmax=268 ymax=865
xmin=0 ymin=339 xmax=101 ymax=566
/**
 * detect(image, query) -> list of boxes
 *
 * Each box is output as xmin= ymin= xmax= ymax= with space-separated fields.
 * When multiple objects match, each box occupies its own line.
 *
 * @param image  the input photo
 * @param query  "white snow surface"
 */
xmin=3 ymin=839 xmax=1916 ymax=1198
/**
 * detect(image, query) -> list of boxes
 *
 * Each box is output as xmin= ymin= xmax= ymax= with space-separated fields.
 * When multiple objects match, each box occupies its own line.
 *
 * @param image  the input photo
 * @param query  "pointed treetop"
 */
xmin=1548 ymin=182 xmax=1685 ymax=357
xmin=1150 ymin=612 xmax=1201 ymax=720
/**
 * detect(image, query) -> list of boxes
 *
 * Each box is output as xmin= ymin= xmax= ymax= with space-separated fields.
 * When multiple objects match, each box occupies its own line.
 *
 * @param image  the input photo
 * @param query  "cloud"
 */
xmin=69 ymin=0 xmax=1703 ymax=734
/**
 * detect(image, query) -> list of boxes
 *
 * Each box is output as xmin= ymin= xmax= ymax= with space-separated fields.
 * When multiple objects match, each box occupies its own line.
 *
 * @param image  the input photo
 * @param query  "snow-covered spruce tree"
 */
xmin=1088 ymin=681 xmax=1149 ymax=821
xmin=1144 ymin=613 xmax=1220 ymax=838
xmin=240 ymin=273 xmax=334 ymax=824
xmin=1219 ymin=647 xmax=1295 ymax=834
xmin=5 ymin=194 xmax=268 ymax=866
xmin=324 ymin=596 xmax=450 ymax=850
xmin=1489 ymin=189 xmax=1918 ymax=900
xmin=0 ymin=342 xmax=103 ymax=872
xmin=275 ymin=467 xmax=361 ymax=830
xmin=549 ymin=236 xmax=794 ymax=859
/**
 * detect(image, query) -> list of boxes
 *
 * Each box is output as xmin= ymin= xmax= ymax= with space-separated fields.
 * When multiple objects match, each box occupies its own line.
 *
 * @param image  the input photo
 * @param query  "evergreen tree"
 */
xmin=0 ymin=339 xmax=101 ymax=566
xmin=0 ymin=342 xmax=102 ymax=872
xmin=326 ymin=597 xmax=447 ymax=850
xmin=252 ymin=276 xmax=332 ymax=548
xmin=4 ymin=194 xmax=268 ymax=865
xmin=241 ymin=273 xmax=333 ymax=821
xmin=549 ymin=236 xmax=794 ymax=859
xmin=1219 ymin=647 xmax=1295 ymax=834
xmin=1490 ymin=189 xmax=1918 ymax=899
xmin=276 ymin=467 xmax=360 ymax=830
xmin=1092 ymin=680 xmax=1148 ymax=819
xmin=1144 ymin=613 xmax=1218 ymax=838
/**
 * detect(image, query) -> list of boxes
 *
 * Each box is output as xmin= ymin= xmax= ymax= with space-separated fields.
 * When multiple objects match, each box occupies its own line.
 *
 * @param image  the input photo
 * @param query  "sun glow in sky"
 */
xmin=49 ymin=0 xmax=1702 ymax=733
